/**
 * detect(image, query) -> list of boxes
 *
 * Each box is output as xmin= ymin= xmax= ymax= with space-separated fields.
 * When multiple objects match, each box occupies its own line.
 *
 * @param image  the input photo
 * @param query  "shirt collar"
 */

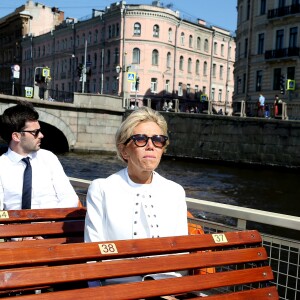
xmin=7 ymin=148 xmax=34 ymax=163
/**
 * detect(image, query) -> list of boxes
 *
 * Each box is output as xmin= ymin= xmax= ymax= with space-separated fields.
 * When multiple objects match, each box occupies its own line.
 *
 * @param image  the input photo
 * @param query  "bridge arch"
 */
xmin=37 ymin=110 xmax=76 ymax=151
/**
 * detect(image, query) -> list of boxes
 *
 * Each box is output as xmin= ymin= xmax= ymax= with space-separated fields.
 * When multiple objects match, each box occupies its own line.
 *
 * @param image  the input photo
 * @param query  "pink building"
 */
xmin=21 ymin=1 xmax=235 ymax=113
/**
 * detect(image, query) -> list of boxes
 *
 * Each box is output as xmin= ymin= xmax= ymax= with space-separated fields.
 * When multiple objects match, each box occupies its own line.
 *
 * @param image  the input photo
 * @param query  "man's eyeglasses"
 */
xmin=124 ymin=134 xmax=168 ymax=148
xmin=20 ymin=128 xmax=42 ymax=138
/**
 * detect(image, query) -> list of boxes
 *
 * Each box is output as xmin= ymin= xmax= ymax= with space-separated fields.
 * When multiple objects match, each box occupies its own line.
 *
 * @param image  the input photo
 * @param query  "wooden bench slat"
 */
xmin=0 ymin=237 xmax=84 ymax=250
xmin=7 ymin=267 xmax=274 ymax=300
xmin=0 ymin=231 xmax=261 ymax=267
xmin=0 ymin=208 xmax=86 ymax=223
xmin=0 ymin=220 xmax=84 ymax=238
xmin=188 ymin=286 xmax=278 ymax=300
xmin=0 ymin=247 xmax=268 ymax=290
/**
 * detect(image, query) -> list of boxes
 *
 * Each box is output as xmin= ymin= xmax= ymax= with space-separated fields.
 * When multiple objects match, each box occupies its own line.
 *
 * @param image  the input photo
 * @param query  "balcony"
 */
xmin=268 ymin=4 xmax=300 ymax=19
xmin=264 ymin=47 xmax=300 ymax=60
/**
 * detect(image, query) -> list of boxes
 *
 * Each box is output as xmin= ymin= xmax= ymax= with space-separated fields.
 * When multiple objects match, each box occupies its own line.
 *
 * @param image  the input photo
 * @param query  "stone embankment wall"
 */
xmin=162 ymin=112 xmax=300 ymax=168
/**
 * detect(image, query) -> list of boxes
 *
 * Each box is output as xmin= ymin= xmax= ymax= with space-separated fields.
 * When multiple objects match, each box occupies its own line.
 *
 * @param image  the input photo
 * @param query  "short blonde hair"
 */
xmin=115 ymin=107 xmax=169 ymax=162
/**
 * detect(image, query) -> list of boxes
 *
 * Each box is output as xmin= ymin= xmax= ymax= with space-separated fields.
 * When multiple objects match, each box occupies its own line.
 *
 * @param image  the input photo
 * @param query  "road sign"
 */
xmin=25 ymin=87 xmax=33 ymax=98
xmin=127 ymin=72 xmax=136 ymax=82
xmin=42 ymin=68 xmax=50 ymax=77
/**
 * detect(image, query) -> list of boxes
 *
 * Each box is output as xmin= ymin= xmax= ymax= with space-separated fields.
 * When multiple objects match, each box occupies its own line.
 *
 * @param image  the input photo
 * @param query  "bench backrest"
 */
xmin=0 ymin=230 xmax=279 ymax=299
xmin=0 ymin=207 xmax=86 ymax=248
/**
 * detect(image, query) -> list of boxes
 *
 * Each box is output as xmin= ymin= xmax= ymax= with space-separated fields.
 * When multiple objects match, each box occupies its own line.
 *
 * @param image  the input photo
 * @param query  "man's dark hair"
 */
xmin=0 ymin=101 xmax=39 ymax=143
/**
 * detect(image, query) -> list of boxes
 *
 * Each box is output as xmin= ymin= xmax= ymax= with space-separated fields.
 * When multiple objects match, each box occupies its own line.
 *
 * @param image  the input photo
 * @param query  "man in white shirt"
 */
xmin=0 ymin=101 xmax=78 ymax=211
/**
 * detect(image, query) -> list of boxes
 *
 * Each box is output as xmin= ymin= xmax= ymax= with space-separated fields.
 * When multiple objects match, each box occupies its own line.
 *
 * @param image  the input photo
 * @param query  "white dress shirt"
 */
xmin=0 ymin=148 xmax=78 ymax=210
xmin=84 ymin=168 xmax=188 ymax=243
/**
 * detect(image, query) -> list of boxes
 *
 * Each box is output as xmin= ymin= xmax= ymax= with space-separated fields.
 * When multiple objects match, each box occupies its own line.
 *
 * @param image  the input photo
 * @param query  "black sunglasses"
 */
xmin=124 ymin=134 xmax=168 ymax=148
xmin=20 ymin=128 xmax=42 ymax=138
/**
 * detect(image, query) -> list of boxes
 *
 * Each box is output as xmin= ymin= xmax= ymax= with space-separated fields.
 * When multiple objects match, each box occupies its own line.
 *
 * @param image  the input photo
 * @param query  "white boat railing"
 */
xmin=70 ymin=177 xmax=300 ymax=300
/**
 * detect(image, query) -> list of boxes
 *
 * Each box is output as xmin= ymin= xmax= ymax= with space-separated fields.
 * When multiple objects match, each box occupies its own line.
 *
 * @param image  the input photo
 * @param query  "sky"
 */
xmin=0 ymin=0 xmax=237 ymax=32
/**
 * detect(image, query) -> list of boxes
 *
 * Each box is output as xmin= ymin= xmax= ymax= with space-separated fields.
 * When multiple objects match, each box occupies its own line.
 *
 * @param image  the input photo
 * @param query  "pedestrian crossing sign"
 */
xmin=127 ymin=72 xmax=136 ymax=82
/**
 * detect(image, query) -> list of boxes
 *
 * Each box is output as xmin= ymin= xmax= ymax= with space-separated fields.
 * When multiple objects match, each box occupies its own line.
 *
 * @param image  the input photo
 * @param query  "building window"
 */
xmin=88 ymin=32 xmax=92 ymax=43
xmin=214 ymin=42 xmax=217 ymax=54
xmin=194 ymin=85 xmax=199 ymax=99
xmin=153 ymin=25 xmax=159 ymax=37
xmin=179 ymin=56 xmax=184 ymax=70
xmin=105 ymin=77 xmax=110 ymax=92
xmin=178 ymin=82 xmax=183 ymax=96
xmin=165 ymin=80 xmax=170 ymax=93
xmin=260 ymin=0 xmax=266 ymax=14
xmin=258 ymin=33 xmax=264 ymax=55
xmin=151 ymin=78 xmax=158 ymax=93
xmin=289 ymin=27 xmax=298 ymax=48
xmin=168 ymin=28 xmax=172 ymax=41
xmin=152 ymin=49 xmax=159 ymax=65
xmin=195 ymin=59 xmax=200 ymax=75
xmin=256 ymin=70 xmax=262 ymax=91
xmin=287 ymin=66 xmax=295 ymax=80
xmin=107 ymin=49 xmax=111 ymax=65
xmin=246 ymin=0 xmax=251 ymax=20
xmin=180 ymin=32 xmax=185 ymax=46
xmin=273 ymin=68 xmax=281 ymax=90
xmin=187 ymin=84 xmax=191 ymax=97
xmin=134 ymin=23 xmax=141 ymax=36
xmin=204 ymin=39 xmax=209 ymax=52
xmin=188 ymin=58 xmax=192 ymax=73
xmin=112 ymin=25 xmax=116 ymax=37
xmin=211 ymin=88 xmax=215 ymax=101
xmin=244 ymin=38 xmax=248 ymax=58
xmin=218 ymin=89 xmax=222 ymax=102
xmin=167 ymin=52 xmax=171 ymax=69
xmin=114 ymin=48 xmax=119 ymax=64
xmin=242 ymin=73 xmax=246 ymax=93
xmin=276 ymin=29 xmax=284 ymax=49
xmin=116 ymin=23 xmax=120 ymax=36
xmin=131 ymin=80 xmax=139 ymax=92
xmin=212 ymin=64 xmax=216 ymax=77
xmin=203 ymin=61 xmax=208 ymax=76
xmin=132 ymin=48 xmax=140 ymax=64
xmin=197 ymin=37 xmax=201 ymax=50
xmin=220 ymin=65 xmax=224 ymax=79
xmin=221 ymin=44 xmax=224 ymax=56
xmin=94 ymin=30 xmax=98 ymax=43
xmin=108 ymin=26 xmax=112 ymax=38
xmin=189 ymin=35 xmax=193 ymax=48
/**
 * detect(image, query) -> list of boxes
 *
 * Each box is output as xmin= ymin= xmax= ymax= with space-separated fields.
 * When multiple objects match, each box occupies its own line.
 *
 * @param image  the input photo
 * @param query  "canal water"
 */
xmin=58 ymin=152 xmax=300 ymax=219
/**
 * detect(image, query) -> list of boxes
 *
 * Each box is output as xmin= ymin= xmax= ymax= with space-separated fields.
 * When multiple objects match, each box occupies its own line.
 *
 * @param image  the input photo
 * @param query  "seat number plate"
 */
xmin=212 ymin=233 xmax=228 ymax=243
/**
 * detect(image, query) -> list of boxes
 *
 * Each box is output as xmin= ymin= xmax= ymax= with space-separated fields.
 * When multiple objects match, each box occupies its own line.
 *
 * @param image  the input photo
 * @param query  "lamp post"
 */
xmin=116 ymin=58 xmax=130 ymax=108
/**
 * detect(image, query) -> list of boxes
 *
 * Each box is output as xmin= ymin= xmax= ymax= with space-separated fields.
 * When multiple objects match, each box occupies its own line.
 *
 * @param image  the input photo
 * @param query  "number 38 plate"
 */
xmin=98 ymin=243 xmax=118 ymax=254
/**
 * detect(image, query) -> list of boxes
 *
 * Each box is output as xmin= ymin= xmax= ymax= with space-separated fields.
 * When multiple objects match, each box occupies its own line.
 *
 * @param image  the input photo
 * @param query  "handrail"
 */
xmin=186 ymin=197 xmax=300 ymax=231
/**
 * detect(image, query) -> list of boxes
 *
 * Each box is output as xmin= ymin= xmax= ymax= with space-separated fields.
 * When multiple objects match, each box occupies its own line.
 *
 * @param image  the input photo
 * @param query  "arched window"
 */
xmin=204 ymin=39 xmax=209 ymax=52
xmin=188 ymin=58 xmax=192 ymax=73
xmin=197 ymin=37 xmax=201 ymax=50
xmin=152 ymin=49 xmax=159 ymax=65
xmin=203 ymin=61 xmax=208 ymax=75
xmin=221 ymin=44 xmax=224 ymax=56
xmin=166 ymin=52 xmax=171 ymax=69
xmin=179 ymin=56 xmax=184 ymax=70
xmin=114 ymin=48 xmax=119 ymax=64
xmin=180 ymin=32 xmax=185 ymax=45
xmin=132 ymin=48 xmax=140 ymax=64
xmin=196 ymin=59 xmax=200 ymax=75
xmin=94 ymin=30 xmax=98 ymax=43
xmin=189 ymin=35 xmax=193 ymax=48
xmin=153 ymin=24 xmax=159 ymax=37
xmin=214 ymin=42 xmax=218 ymax=54
xmin=134 ymin=23 xmax=141 ymax=35
xmin=168 ymin=28 xmax=172 ymax=41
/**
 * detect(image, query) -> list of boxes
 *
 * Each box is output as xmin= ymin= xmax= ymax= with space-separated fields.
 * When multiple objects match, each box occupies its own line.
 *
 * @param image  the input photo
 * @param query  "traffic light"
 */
xmin=77 ymin=64 xmax=83 ymax=77
xmin=135 ymin=76 xmax=140 ymax=90
xmin=280 ymin=75 xmax=285 ymax=94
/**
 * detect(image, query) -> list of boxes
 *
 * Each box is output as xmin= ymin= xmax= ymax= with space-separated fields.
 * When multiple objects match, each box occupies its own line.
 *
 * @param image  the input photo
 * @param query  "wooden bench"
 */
xmin=0 ymin=207 xmax=86 ymax=248
xmin=0 ymin=230 xmax=278 ymax=299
